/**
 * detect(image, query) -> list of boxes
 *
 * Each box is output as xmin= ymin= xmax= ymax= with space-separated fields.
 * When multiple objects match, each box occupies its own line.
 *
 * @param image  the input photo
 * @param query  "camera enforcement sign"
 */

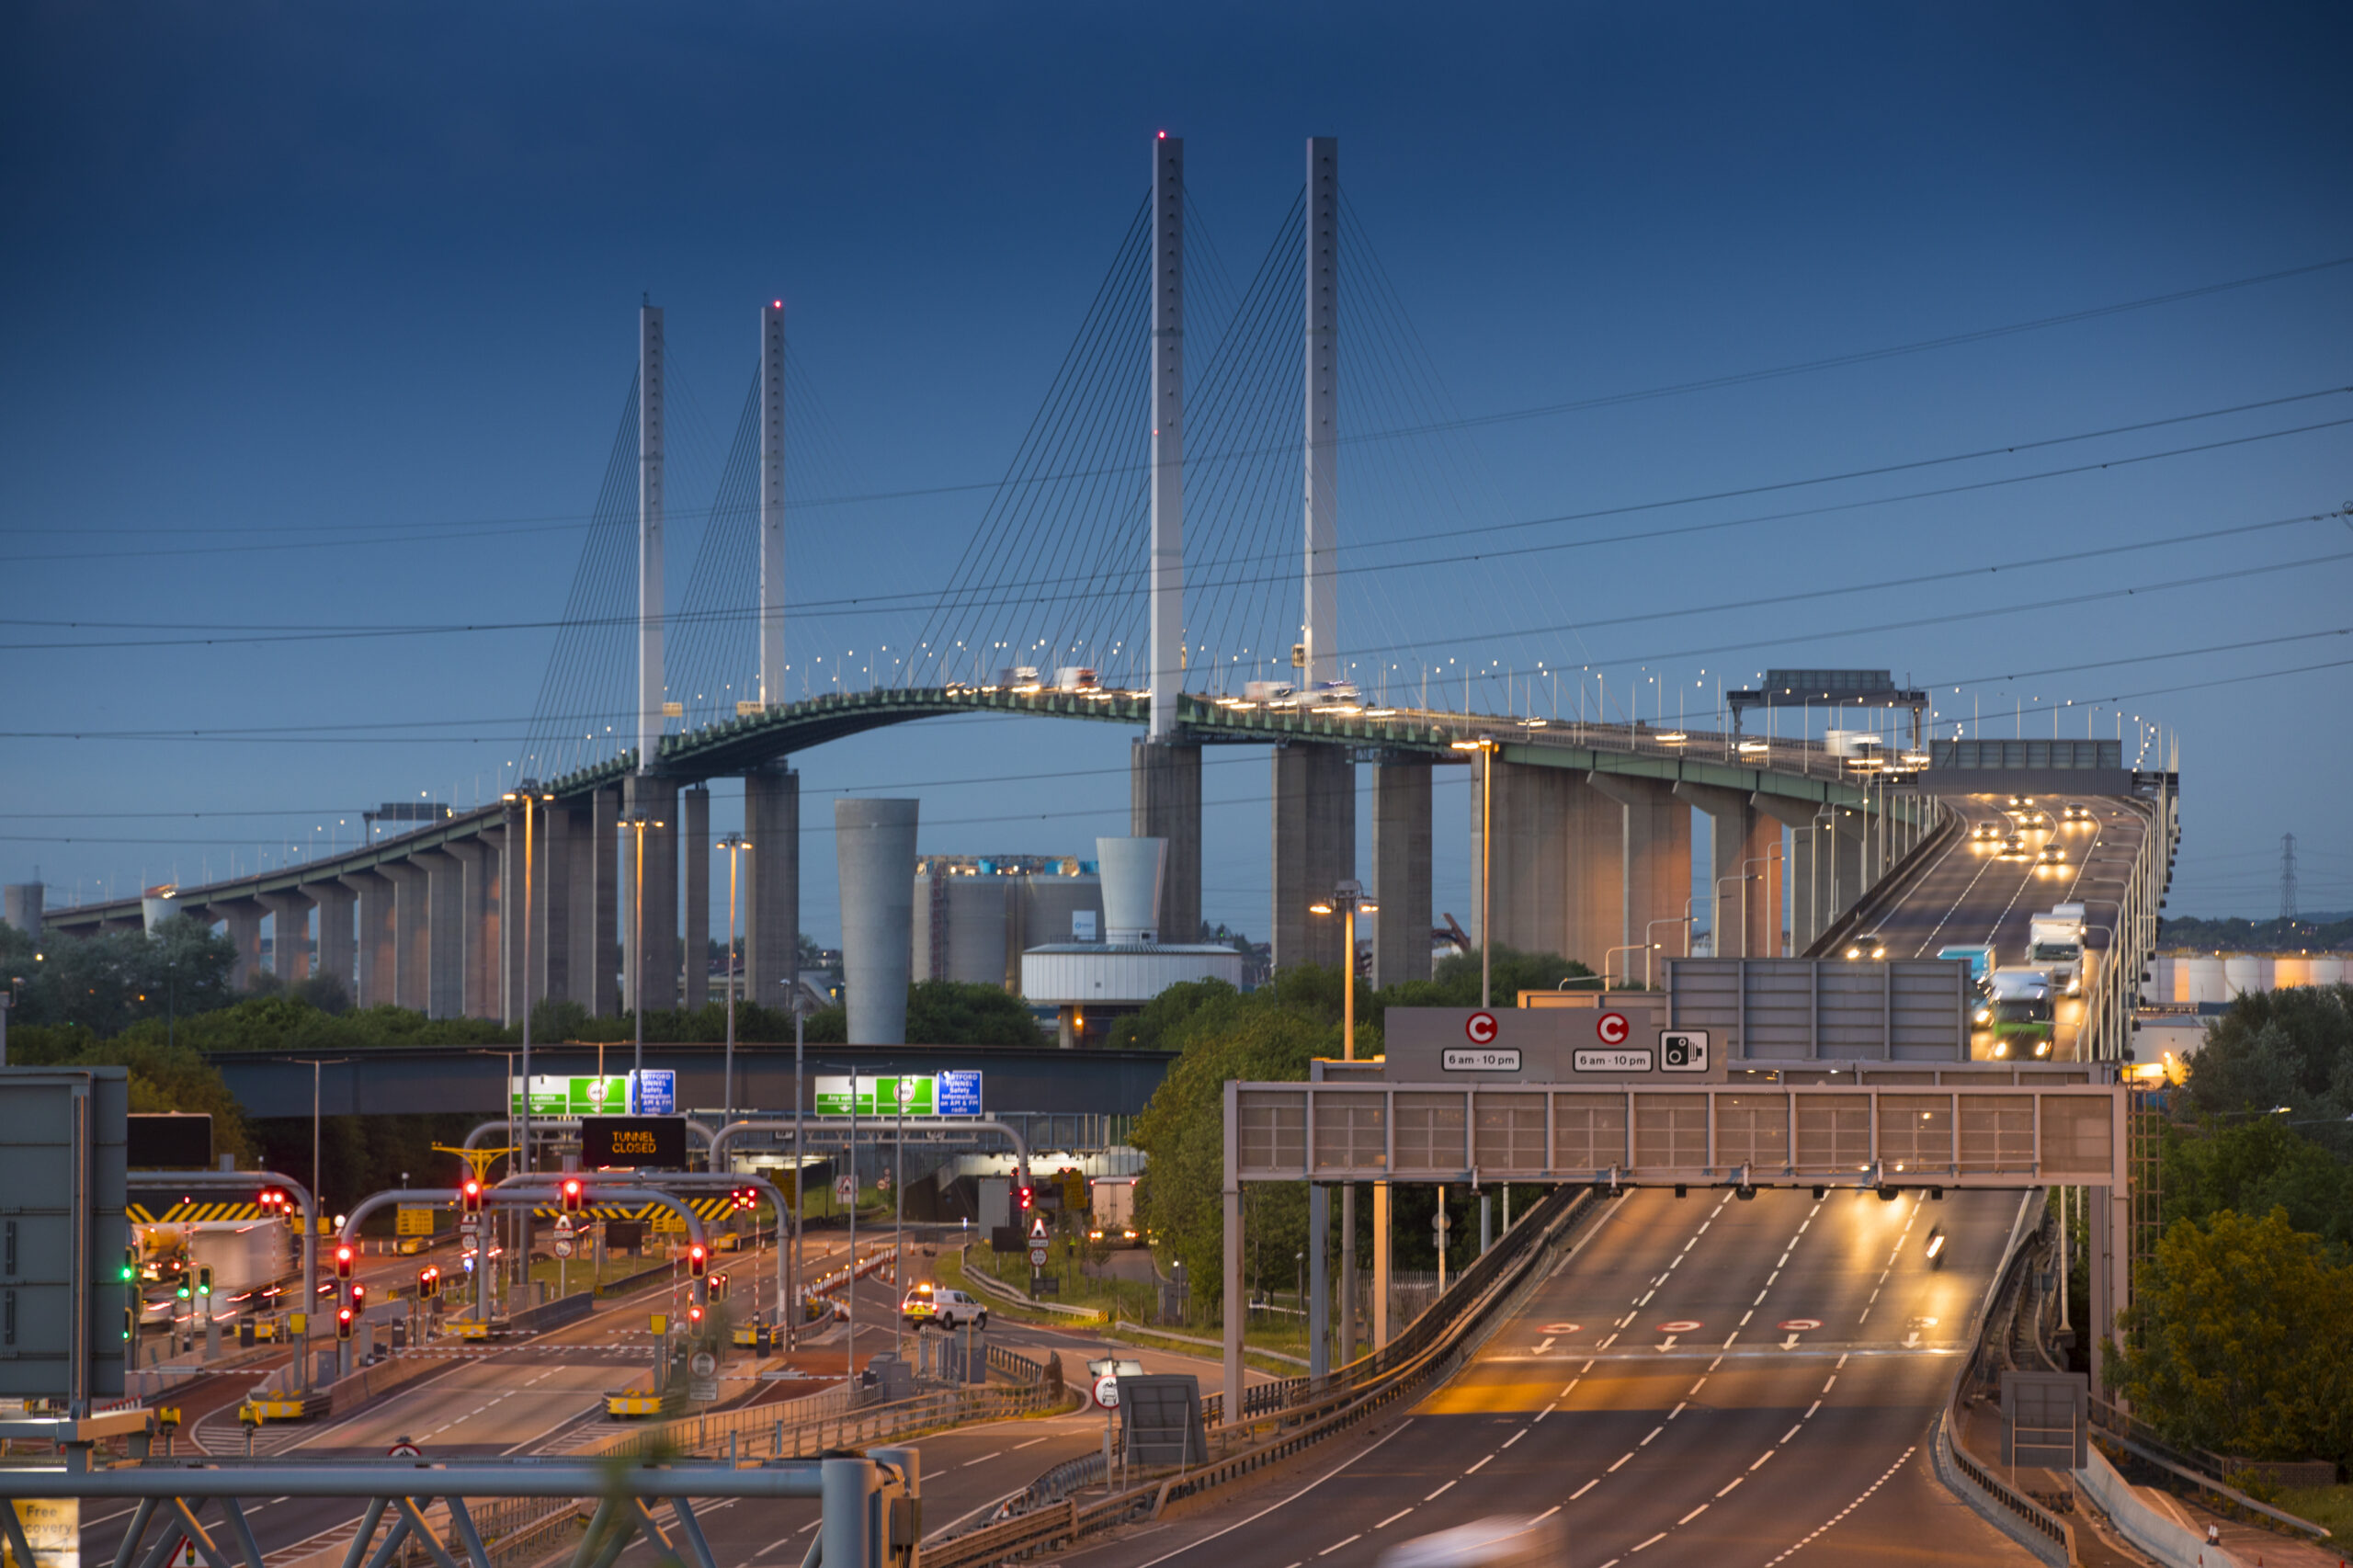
xmin=581 ymin=1116 xmax=688 ymax=1169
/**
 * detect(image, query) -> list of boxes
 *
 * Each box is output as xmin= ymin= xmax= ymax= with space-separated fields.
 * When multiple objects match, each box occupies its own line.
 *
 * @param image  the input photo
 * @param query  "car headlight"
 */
xmin=1974 ymin=1009 xmax=1991 ymax=1023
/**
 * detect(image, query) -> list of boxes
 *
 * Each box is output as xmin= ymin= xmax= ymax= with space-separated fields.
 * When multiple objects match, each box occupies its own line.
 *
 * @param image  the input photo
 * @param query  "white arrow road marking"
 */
xmin=1780 ymin=1334 xmax=1802 ymax=1350
xmin=1657 ymin=1335 xmax=1678 ymax=1351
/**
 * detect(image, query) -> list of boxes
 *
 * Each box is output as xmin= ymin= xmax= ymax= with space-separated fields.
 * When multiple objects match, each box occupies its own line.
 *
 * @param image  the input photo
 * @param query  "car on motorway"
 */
xmin=2060 ymin=801 xmax=2092 ymax=824
xmin=2006 ymin=794 xmax=2037 ymax=809
xmin=1843 ymin=933 xmax=1887 ymax=960
xmin=900 ymin=1281 xmax=987 ymax=1330
xmin=1970 ymin=822 xmax=2001 ymax=845
xmin=1998 ymin=833 xmax=2029 ymax=860
xmin=1380 ymin=1516 xmax=1565 ymax=1567
xmin=2039 ymin=843 xmax=2066 ymax=866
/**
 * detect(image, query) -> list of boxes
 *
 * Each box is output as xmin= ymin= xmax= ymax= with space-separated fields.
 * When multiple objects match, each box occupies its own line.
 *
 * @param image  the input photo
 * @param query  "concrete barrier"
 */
xmin=318 ymin=1348 xmax=448 ymax=1420
xmin=2075 ymin=1449 xmax=2245 ymax=1568
xmin=506 ymin=1290 xmax=597 ymax=1335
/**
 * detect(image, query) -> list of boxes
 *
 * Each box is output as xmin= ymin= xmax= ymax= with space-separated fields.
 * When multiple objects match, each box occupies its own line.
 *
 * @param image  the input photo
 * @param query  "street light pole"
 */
xmin=717 ymin=833 xmax=745 ymax=1124
xmin=1449 ymin=737 xmax=1498 ymax=1006
xmin=620 ymin=812 xmax=661 ymax=1081
xmin=1309 ymin=880 xmax=1377 ymax=1369
xmin=503 ymin=785 xmax=549 ymax=1176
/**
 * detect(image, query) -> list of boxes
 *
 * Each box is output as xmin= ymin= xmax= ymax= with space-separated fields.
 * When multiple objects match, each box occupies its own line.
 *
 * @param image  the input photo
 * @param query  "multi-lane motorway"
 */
xmin=1069 ymin=1187 xmax=2036 ymax=1568
xmin=1844 ymin=791 xmax=2148 ymax=1057
xmin=90 ymin=1231 xmax=1267 ymax=1568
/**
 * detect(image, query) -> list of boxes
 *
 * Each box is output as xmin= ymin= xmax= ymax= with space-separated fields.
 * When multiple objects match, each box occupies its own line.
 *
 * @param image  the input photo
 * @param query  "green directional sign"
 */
xmin=813 ymin=1074 xmax=936 ymax=1117
xmin=510 ymin=1074 xmax=631 ymax=1118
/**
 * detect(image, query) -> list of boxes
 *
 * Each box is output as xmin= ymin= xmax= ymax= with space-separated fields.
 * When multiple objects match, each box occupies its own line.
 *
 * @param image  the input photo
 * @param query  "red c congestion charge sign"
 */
xmin=1466 ymin=1011 xmax=1499 ymax=1044
xmin=1597 ymin=1012 xmax=1631 ymax=1045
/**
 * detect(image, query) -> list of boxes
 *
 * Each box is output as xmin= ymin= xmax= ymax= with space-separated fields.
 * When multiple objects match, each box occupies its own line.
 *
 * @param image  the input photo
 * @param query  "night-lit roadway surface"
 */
xmin=1839 ymin=791 xmax=2149 ymax=1058
xmin=92 ymin=1232 xmax=1262 ymax=1568
xmin=1065 ymin=1186 xmax=2036 ymax=1568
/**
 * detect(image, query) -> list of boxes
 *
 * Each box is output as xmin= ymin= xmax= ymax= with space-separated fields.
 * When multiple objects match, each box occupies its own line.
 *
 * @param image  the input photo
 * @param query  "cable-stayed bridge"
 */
xmin=38 ymin=136 xmax=2171 ymax=1063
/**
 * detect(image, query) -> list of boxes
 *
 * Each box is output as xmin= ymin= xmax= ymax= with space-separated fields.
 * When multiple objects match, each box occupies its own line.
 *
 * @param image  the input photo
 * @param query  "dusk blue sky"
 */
xmin=5 ymin=2 xmax=2349 ymax=946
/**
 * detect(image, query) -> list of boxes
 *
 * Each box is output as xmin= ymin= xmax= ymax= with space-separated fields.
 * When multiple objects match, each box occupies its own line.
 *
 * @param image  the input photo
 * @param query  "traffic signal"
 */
xmin=123 ymin=1301 xmax=138 ymax=1342
xmin=731 ymin=1186 xmax=756 ymax=1211
xmin=687 ymin=1302 xmax=704 ymax=1326
xmin=687 ymin=1243 xmax=707 ymax=1278
xmin=1017 ymin=1184 xmax=1034 ymax=1212
xmin=560 ymin=1177 xmax=585 ymax=1214
xmin=335 ymin=1244 xmax=355 ymax=1279
xmin=336 ymin=1306 xmax=354 ymax=1340
xmin=195 ymin=1266 xmax=213 ymax=1301
xmin=416 ymin=1267 xmax=439 ymax=1300
xmin=708 ymin=1273 xmax=729 ymax=1302
xmin=120 ymin=1245 xmax=138 ymax=1285
xmin=460 ymin=1176 xmax=483 ymax=1214
xmin=176 ymin=1278 xmax=191 ymax=1301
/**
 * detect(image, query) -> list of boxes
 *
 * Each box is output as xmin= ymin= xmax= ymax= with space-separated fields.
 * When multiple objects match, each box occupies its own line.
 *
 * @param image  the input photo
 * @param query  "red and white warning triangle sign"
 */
xmin=1029 ymin=1214 xmax=1051 ymax=1242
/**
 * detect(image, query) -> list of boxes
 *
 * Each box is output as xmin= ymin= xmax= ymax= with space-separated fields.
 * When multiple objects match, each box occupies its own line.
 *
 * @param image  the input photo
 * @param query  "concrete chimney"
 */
xmin=835 ymin=799 xmax=918 ymax=1044
xmin=1096 ymin=837 xmax=1167 ymax=944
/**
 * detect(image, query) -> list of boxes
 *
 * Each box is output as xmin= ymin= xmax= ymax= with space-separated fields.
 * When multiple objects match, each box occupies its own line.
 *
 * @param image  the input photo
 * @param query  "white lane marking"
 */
xmin=1761 ymin=1446 xmax=1917 ymax=1565
xmin=1123 ymin=1414 xmax=1418 ymax=1568
xmin=1823 ymin=1376 xmax=1837 ymax=1392
xmin=1750 ymin=1449 xmax=1776 ymax=1471
xmin=1640 ymin=1426 xmax=1663 ymax=1446
xmin=1631 ymin=1532 xmax=1666 ymax=1551
xmin=1375 ymin=1509 xmax=1413 ymax=1529
xmin=1013 ymin=1435 xmax=1051 ymax=1449
xmin=961 ymin=1450 xmax=1002 ymax=1467
xmin=1317 ymin=1535 xmax=1361 ymax=1557
xmin=1563 ymin=1380 xmax=1581 ymax=1395
xmin=1739 ymin=1310 xmax=1753 ymax=1327
xmin=1806 ymin=1400 xmax=1822 ymax=1418
xmin=1531 ymin=1506 xmax=1562 ymax=1524
xmin=1688 ymin=1378 xmax=1707 ymax=1395
xmin=1716 ymin=1476 xmax=1744 ymax=1498
xmin=1668 ymin=1402 xmax=1686 ymax=1419
xmin=1571 ymin=1479 xmax=1598 ymax=1500
xmin=1502 ymin=1429 xmax=1527 ymax=1449
xmin=1536 ymin=1402 xmax=1557 ymax=1422
xmin=1782 ymin=1424 xmax=1804 ymax=1443
xmin=1425 ymin=1480 xmax=1456 ymax=1503
xmin=1677 ymin=1504 xmax=1708 ymax=1525
xmin=1608 ymin=1452 xmax=1633 ymax=1472
xmin=1836 ymin=1352 xmax=1849 ymax=1369
xmin=1707 ymin=1356 xmax=1722 ymax=1372
xmin=1466 ymin=1454 xmax=1495 ymax=1474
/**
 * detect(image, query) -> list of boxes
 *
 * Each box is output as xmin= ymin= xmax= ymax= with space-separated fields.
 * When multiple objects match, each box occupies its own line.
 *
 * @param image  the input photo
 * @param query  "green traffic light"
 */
xmin=176 ymin=1286 xmax=190 ymax=1299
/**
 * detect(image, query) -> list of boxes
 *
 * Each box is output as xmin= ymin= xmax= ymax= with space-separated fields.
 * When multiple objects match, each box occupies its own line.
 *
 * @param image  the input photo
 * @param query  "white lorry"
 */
xmin=1087 ymin=1176 xmax=1141 ymax=1246
xmin=2026 ymin=903 xmax=2089 ymax=996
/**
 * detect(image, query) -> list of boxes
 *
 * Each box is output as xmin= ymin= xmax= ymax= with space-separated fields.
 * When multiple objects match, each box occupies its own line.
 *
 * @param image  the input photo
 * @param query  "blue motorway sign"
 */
xmin=629 ymin=1069 xmax=677 ymax=1116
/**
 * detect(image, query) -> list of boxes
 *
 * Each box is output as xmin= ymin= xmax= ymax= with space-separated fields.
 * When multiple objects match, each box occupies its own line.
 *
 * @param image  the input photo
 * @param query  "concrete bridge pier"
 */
xmin=1675 ymin=782 xmax=1781 ymax=960
xmin=1471 ymin=762 xmax=1622 ymax=977
xmin=209 ymin=899 xmax=263 ymax=991
xmin=418 ymin=849 xmax=467 ymax=1020
xmin=565 ymin=786 xmax=620 ymax=1017
xmin=621 ymin=776 xmax=680 ymax=1016
xmin=1753 ymin=794 xmax=1822 ymax=957
xmin=1131 ymin=740 xmax=1201 ymax=943
xmin=682 ymin=785 xmax=710 ymax=1008
xmin=1585 ymin=774 xmax=1693 ymax=979
xmin=379 ymin=861 xmax=427 ymax=1011
xmin=500 ymin=796 xmax=563 ymax=1025
xmin=744 ymin=764 xmax=801 ymax=1016
xmin=446 ymin=836 xmax=501 ymax=1020
xmin=1272 ymin=743 xmax=1355 ymax=971
xmin=1370 ymin=758 xmax=1432 ymax=988
xmin=308 ymin=881 xmax=356 ymax=1002
xmin=260 ymin=891 xmax=311 ymax=983
xmin=347 ymin=871 xmax=395 ymax=1006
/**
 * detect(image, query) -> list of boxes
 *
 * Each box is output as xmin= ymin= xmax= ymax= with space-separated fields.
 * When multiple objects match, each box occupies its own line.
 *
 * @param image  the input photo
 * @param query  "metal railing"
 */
xmin=925 ymin=1184 xmax=1605 ymax=1568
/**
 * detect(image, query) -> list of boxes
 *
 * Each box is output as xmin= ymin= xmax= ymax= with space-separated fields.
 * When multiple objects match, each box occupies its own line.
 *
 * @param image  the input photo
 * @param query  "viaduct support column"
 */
xmin=682 ymin=785 xmax=710 ymax=1009
xmin=383 ymin=862 xmax=430 ymax=1013
xmin=1753 ymin=795 xmax=1821 ymax=958
xmin=745 ymin=765 xmax=801 ymax=1016
xmin=1272 ymin=743 xmax=1354 ymax=971
xmin=446 ymin=837 xmax=499 ymax=1020
xmin=1370 ymin=759 xmax=1431 ymax=988
xmin=537 ymin=799 xmax=572 ymax=1007
xmin=502 ymin=801 xmax=559 ymax=1024
xmin=1471 ymin=760 xmax=1625 ymax=972
xmin=211 ymin=901 xmax=263 ymax=993
xmin=347 ymin=872 xmax=395 ymax=1007
xmin=307 ymin=881 xmax=356 ymax=1005
xmin=568 ymin=787 xmax=620 ymax=1017
xmin=1676 ymin=782 xmax=1778 ymax=960
xmin=1588 ymin=774 xmax=1693 ymax=979
xmin=622 ymin=776 xmax=680 ymax=1016
xmin=1131 ymin=741 xmax=1200 ymax=943
xmin=417 ymin=849 xmax=467 ymax=1020
xmin=260 ymin=892 xmax=311 ymax=983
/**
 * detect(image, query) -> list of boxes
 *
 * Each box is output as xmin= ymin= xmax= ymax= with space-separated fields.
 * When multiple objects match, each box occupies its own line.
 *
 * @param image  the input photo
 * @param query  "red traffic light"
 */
xmin=1017 ymin=1185 xmax=1034 ymax=1211
xmin=461 ymin=1177 xmax=483 ymax=1214
xmin=560 ymin=1178 xmax=584 ymax=1214
xmin=335 ymin=1244 xmax=354 ymax=1278
xmin=687 ymin=1303 xmax=704 ymax=1324
xmin=336 ymin=1307 xmax=354 ymax=1340
xmin=349 ymin=1282 xmax=367 ymax=1308
xmin=687 ymin=1244 xmax=707 ymax=1278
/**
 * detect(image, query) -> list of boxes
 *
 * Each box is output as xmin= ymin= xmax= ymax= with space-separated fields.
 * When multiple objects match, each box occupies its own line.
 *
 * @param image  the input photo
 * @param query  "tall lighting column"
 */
xmin=717 ymin=832 xmax=746 ymax=1123
xmin=620 ymin=812 xmax=662 ymax=1081
xmin=1309 ymin=879 xmax=1376 ymax=1366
